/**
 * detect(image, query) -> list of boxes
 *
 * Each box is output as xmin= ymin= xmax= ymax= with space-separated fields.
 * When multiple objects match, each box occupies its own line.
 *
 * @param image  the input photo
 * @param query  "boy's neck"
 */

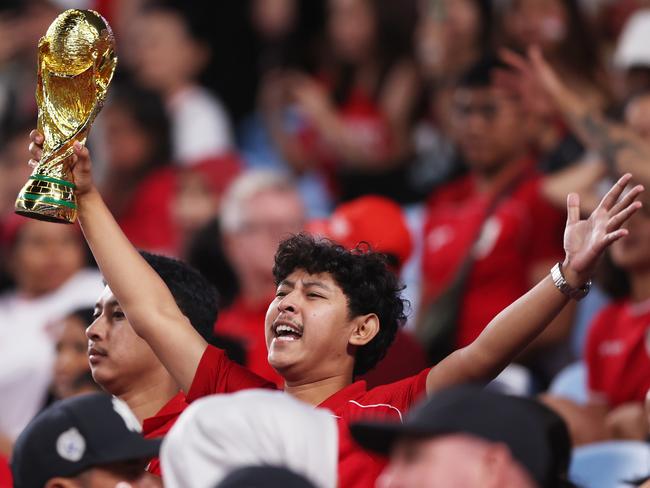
xmin=630 ymin=269 xmax=650 ymax=303
xmin=284 ymin=373 xmax=354 ymax=406
xmin=118 ymin=371 xmax=180 ymax=424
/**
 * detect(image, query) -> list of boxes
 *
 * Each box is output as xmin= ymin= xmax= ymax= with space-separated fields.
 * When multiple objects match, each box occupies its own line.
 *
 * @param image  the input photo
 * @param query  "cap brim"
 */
xmin=96 ymin=436 xmax=162 ymax=467
xmin=350 ymin=420 xmax=447 ymax=456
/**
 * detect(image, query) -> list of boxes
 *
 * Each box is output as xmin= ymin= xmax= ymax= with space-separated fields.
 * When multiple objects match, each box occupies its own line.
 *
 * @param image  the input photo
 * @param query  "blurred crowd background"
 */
xmin=4 ymin=0 xmax=650 ymax=484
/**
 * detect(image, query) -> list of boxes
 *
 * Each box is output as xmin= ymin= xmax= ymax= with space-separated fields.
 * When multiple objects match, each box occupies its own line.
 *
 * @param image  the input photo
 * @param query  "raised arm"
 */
xmin=426 ymin=174 xmax=643 ymax=394
xmin=28 ymin=132 xmax=206 ymax=392
xmin=501 ymin=46 xmax=650 ymax=186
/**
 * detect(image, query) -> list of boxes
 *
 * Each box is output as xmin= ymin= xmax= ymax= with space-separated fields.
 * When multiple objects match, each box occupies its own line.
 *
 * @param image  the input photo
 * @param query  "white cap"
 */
xmin=614 ymin=9 xmax=650 ymax=69
xmin=160 ymin=390 xmax=338 ymax=488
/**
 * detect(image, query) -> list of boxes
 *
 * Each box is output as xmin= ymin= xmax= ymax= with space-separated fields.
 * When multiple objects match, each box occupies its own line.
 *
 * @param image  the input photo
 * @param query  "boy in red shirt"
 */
xmin=28 ymin=129 xmax=643 ymax=486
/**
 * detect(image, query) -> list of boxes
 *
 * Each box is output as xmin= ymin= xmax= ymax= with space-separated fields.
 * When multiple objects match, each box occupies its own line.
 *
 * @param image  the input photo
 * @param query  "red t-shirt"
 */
xmin=215 ymin=296 xmax=283 ymax=387
xmin=142 ymin=392 xmax=189 ymax=476
xmin=422 ymin=172 xmax=565 ymax=347
xmin=586 ymin=300 xmax=650 ymax=407
xmin=0 ymin=453 xmax=11 ymax=488
xmin=187 ymin=345 xmax=430 ymax=488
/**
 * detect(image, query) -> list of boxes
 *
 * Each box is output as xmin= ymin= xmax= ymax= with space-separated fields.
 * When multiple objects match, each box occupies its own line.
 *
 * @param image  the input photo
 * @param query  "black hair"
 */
xmin=272 ymin=233 xmax=407 ymax=376
xmin=139 ymin=251 xmax=219 ymax=342
xmin=66 ymin=307 xmax=95 ymax=329
xmin=107 ymin=82 xmax=172 ymax=169
xmin=456 ymin=55 xmax=510 ymax=90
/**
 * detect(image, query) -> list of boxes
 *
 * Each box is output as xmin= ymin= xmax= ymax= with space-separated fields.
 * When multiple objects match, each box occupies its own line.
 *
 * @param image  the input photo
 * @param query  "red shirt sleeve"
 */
xmin=186 ymin=345 xmax=277 ymax=403
xmin=364 ymin=367 xmax=431 ymax=412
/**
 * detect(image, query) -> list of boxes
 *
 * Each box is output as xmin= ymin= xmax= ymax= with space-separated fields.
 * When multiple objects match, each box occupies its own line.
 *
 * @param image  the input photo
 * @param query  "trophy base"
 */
xmin=14 ymin=175 xmax=77 ymax=224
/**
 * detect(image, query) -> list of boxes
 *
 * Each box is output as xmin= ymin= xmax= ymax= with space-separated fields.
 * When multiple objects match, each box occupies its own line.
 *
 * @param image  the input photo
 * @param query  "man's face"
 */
xmin=86 ymin=287 xmax=164 ymax=395
xmin=451 ymin=86 xmax=527 ymax=173
xmin=225 ymin=189 xmax=305 ymax=284
xmin=378 ymin=434 xmax=535 ymax=488
xmin=264 ymin=269 xmax=361 ymax=382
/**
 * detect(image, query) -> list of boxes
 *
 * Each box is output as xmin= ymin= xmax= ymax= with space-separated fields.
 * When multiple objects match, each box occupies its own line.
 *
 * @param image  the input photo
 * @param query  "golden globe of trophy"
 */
xmin=15 ymin=9 xmax=117 ymax=223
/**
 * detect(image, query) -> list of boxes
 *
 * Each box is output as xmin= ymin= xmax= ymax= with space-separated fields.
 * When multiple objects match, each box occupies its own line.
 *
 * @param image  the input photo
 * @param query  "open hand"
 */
xmin=28 ymin=130 xmax=95 ymax=196
xmin=563 ymin=173 xmax=643 ymax=286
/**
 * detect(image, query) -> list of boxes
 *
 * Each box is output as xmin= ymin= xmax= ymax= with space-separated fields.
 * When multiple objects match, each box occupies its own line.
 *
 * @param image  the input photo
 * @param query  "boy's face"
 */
xmin=86 ymin=287 xmax=165 ymax=395
xmin=265 ymin=269 xmax=366 ymax=382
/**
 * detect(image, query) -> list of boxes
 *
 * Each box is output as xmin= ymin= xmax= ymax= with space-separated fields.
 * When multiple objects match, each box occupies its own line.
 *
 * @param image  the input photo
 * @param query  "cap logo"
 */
xmin=112 ymin=397 xmax=142 ymax=433
xmin=56 ymin=427 xmax=86 ymax=462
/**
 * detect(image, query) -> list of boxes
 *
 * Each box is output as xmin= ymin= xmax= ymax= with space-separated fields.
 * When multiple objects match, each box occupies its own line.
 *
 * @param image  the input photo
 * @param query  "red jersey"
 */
xmin=0 ymin=453 xmax=11 ymax=488
xmin=143 ymin=392 xmax=189 ymax=476
xmin=188 ymin=345 xmax=430 ymax=488
xmin=586 ymin=300 xmax=650 ymax=407
xmin=422 ymin=172 xmax=564 ymax=347
xmin=214 ymin=296 xmax=283 ymax=387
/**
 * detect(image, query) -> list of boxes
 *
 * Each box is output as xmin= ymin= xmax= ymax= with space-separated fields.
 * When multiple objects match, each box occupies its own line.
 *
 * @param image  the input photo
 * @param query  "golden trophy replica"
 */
xmin=15 ymin=9 xmax=117 ymax=223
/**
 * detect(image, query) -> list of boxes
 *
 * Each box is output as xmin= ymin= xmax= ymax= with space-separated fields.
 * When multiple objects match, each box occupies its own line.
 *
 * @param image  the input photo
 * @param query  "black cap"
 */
xmin=350 ymin=384 xmax=571 ymax=488
xmin=11 ymin=393 xmax=161 ymax=488
xmin=216 ymin=466 xmax=316 ymax=488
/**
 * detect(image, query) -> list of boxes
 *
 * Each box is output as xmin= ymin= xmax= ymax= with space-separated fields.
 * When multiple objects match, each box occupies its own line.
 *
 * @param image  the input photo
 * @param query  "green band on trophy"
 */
xmin=29 ymin=174 xmax=77 ymax=189
xmin=21 ymin=193 xmax=78 ymax=209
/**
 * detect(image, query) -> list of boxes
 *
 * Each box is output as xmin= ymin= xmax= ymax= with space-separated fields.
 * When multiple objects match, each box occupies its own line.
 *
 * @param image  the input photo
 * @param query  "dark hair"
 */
xmin=107 ymin=83 xmax=172 ymax=168
xmin=272 ymin=233 xmax=407 ymax=376
xmin=456 ymin=55 xmax=510 ymax=90
xmin=67 ymin=307 xmax=95 ymax=328
xmin=139 ymin=251 xmax=219 ymax=341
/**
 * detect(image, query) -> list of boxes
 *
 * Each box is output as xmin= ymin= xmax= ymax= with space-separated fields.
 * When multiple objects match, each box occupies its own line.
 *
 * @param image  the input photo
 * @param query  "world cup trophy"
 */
xmin=15 ymin=9 xmax=117 ymax=223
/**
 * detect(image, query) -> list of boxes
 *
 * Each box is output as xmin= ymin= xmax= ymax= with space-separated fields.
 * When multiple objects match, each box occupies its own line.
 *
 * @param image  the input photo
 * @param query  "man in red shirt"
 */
xmin=28 ymin=130 xmax=643 ymax=487
xmin=217 ymin=170 xmax=305 ymax=386
xmin=421 ymin=57 xmax=571 ymax=371
xmin=86 ymin=251 xmax=273 ymax=475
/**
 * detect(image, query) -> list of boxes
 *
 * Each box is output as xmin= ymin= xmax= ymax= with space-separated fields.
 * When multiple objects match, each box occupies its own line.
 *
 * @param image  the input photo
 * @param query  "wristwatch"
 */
xmin=550 ymin=262 xmax=591 ymax=301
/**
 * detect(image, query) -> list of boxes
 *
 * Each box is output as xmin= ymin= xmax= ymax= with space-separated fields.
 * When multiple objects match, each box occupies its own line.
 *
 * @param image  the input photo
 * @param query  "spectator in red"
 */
xmin=420 ymin=57 xmax=570 ymax=380
xmin=216 ymin=170 xmax=305 ymax=386
xmin=307 ymin=195 xmax=428 ymax=386
xmin=53 ymin=123 xmax=643 ymax=486
xmin=263 ymin=0 xmax=421 ymax=203
xmin=84 ymin=251 xmax=271 ymax=476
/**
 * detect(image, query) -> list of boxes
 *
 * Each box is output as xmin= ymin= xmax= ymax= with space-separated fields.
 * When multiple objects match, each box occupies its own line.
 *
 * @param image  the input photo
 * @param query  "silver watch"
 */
xmin=551 ymin=262 xmax=591 ymax=301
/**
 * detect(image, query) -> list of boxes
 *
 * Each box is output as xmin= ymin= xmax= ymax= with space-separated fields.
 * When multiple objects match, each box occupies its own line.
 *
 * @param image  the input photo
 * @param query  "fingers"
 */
xmin=599 ymin=173 xmax=633 ymax=210
xmin=28 ymin=141 xmax=43 ymax=161
xmin=499 ymin=48 xmax=529 ymax=75
xmin=567 ymin=192 xmax=581 ymax=224
xmin=29 ymin=129 xmax=43 ymax=145
xmin=608 ymin=201 xmax=643 ymax=232
xmin=71 ymin=141 xmax=90 ymax=168
xmin=611 ymin=184 xmax=645 ymax=215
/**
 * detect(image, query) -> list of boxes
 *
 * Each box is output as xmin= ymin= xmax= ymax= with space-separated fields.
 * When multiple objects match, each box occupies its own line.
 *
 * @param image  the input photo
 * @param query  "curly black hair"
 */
xmin=139 ymin=251 xmax=219 ymax=342
xmin=272 ymin=233 xmax=407 ymax=376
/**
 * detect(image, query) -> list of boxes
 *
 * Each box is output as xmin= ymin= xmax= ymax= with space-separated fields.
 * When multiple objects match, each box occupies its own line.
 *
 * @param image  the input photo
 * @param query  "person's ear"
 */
xmin=349 ymin=313 xmax=380 ymax=346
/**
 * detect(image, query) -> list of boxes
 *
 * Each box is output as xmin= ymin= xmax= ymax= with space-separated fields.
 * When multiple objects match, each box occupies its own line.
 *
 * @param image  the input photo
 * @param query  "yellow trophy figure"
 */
xmin=15 ymin=9 xmax=117 ymax=223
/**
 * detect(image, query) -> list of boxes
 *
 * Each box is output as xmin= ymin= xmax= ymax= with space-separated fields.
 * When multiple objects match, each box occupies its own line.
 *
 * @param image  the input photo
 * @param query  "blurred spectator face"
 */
xmin=451 ymin=86 xmax=527 ymax=172
xmin=103 ymin=104 xmax=155 ymax=172
xmin=625 ymin=93 xmax=650 ymax=141
xmin=378 ymin=434 xmax=535 ymax=488
xmin=224 ymin=188 xmax=305 ymax=283
xmin=0 ymin=130 xmax=32 ymax=216
xmin=502 ymin=0 xmax=568 ymax=53
xmin=610 ymin=207 xmax=650 ymax=272
xmin=131 ymin=10 xmax=209 ymax=93
xmin=251 ymin=0 xmax=297 ymax=39
xmin=10 ymin=220 xmax=85 ymax=297
xmin=328 ymin=0 xmax=377 ymax=63
xmin=53 ymin=313 xmax=92 ymax=399
xmin=86 ymin=287 xmax=165 ymax=394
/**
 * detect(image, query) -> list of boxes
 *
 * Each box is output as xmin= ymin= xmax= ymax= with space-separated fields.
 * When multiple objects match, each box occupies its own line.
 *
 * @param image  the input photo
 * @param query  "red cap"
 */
xmin=307 ymin=196 xmax=412 ymax=270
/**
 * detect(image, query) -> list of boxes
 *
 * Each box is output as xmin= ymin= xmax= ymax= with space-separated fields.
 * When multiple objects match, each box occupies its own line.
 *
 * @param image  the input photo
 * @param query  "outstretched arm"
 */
xmin=28 ymin=133 xmax=206 ymax=393
xmin=426 ymin=174 xmax=643 ymax=394
xmin=501 ymin=46 xmax=650 ymax=186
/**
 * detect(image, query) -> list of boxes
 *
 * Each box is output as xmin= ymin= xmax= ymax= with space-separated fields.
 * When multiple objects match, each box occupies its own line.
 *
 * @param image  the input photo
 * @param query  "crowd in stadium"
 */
xmin=3 ymin=0 xmax=650 ymax=486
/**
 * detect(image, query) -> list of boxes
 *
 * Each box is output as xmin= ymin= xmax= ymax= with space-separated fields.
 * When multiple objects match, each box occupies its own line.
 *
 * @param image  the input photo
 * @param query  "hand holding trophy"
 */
xmin=15 ymin=9 xmax=117 ymax=224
